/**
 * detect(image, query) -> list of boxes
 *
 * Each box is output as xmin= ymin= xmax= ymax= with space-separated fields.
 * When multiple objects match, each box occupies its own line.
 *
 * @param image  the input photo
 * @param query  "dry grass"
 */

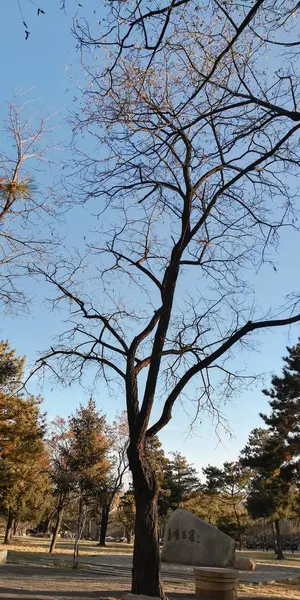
xmin=239 ymin=580 xmax=300 ymax=599
xmin=0 ymin=535 xmax=133 ymax=556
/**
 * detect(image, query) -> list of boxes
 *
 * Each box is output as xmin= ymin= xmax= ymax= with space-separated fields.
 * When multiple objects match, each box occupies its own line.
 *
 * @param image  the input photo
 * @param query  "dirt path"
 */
xmin=1 ymin=563 xmax=300 ymax=600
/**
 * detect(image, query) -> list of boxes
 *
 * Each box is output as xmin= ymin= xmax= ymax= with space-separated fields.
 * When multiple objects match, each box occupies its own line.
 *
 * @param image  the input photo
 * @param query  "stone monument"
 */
xmin=161 ymin=509 xmax=235 ymax=567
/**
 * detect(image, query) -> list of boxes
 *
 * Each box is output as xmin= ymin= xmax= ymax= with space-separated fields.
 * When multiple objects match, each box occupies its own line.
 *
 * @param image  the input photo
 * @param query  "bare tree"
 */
xmin=0 ymin=90 xmax=58 ymax=313
xmin=98 ymin=412 xmax=129 ymax=546
xmin=36 ymin=1 xmax=300 ymax=596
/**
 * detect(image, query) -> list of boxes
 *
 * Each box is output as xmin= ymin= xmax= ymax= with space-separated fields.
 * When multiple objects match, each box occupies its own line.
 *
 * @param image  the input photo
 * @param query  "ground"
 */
xmin=1 ymin=537 xmax=300 ymax=599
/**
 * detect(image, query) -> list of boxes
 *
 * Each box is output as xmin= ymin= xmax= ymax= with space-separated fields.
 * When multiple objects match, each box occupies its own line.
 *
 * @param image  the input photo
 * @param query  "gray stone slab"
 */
xmin=161 ymin=509 xmax=235 ymax=568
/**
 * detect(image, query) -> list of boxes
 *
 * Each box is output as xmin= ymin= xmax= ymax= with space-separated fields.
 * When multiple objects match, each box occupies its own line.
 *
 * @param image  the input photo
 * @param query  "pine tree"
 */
xmin=241 ymin=428 xmax=293 ymax=559
xmin=0 ymin=393 xmax=46 ymax=543
xmin=118 ymin=491 xmax=135 ymax=544
xmin=202 ymin=462 xmax=250 ymax=550
xmin=67 ymin=398 xmax=109 ymax=567
xmin=261 ymin=341 xmax=300 ymax=459
xmin=240 ymin=342 xmax=300 ymax=559
xmin=164 ymin=452 xmax=201 ymax=507
xmin=0 ymin=341 xmax=24 ymax=393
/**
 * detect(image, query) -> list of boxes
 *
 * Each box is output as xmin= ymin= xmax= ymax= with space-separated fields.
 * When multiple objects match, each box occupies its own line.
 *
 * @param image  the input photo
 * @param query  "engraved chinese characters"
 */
xmin=161 ymin=509 xmax=236 ymax=567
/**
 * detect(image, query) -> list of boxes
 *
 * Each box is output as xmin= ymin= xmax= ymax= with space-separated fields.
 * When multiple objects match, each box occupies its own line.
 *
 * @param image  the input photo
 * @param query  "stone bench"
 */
xmin=0 ymin=550 xmax=7 ymax=565
xmin=194 ymin=567 xmax=238 ymax=600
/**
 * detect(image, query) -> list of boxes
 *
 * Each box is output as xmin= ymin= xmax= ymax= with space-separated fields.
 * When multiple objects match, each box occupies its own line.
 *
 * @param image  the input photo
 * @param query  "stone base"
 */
xmin=194 ymin=567 xmax=238 ymax=600
xmin=0 ymin=550 xmax=7 ymax=565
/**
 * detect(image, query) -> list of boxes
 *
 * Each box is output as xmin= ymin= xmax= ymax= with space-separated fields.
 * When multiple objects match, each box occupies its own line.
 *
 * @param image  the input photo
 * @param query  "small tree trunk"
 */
xmin=234 ymin=508 xmax=242 ymax=551
xmin=4 ymin=512 xmax=14 ymax=545
xmin=49 ymin=505 xmax=64 ymax=554
xmin=43 ymin=509 xmax=56 ymax=535
xmin=271 ymin=520 xmax=277 ymax=555
xmin=13 ymin=520 xmax=18 ymax=537
xmin=125 ymin=528 xmax=132 ymax=544
xmin=128 ymin=441 xmax=164 ymax=599
xmin=274 ymin=519 xmax=284 ymax=560
xmin=238 ymin=532 xmax=242 ymax=552
xmin=9 ymin=520 xmax=14 ymax=539
xmin=73 ymin=495 xmax=86 ymax=569
xmin=99 ymin=504 xmax=110 ymax=547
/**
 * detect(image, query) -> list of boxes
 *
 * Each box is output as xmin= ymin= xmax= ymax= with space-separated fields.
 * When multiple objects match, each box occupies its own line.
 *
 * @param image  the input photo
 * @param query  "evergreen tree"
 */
xmin=241 ymin=428 xmax=293 ymax=559
xmin=203 ymin=462 xmax=250 ymax=549
xmin=118 ymin=490 xmax=135 ymax=544
xmin=163 ymin=452 xmax=201 ymax=509
xmin=0 ymin=393 xmax=46 ymax=544
xmin=0 ymin=341 xmax=24 ymax=393
xmin=68 ymin=398 xmax=109 ymax=567
xmin=261 ymin=341 xmax=300 ymax=460
xmin=240 ymin=342 xmax=300 ymax=559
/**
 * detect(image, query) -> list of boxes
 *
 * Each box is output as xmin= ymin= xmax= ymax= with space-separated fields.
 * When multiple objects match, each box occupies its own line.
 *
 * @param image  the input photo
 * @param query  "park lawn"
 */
xmin=0 ymin=536 xmax=133 ymax=556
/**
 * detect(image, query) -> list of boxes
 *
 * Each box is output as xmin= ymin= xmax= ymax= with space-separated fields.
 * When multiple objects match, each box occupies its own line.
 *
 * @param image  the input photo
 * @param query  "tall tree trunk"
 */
xmin=4 ymin=512 xmax=14 ymax=545
xmin=49 ymin=505 xmax=64 ymax=554
xmin=99 ymin=504 xmax=110 ymax=547
xmin=128 ymin=441 xmax=164 ymax=599
xmin=274 ymin=519 xmax=284 ymax=560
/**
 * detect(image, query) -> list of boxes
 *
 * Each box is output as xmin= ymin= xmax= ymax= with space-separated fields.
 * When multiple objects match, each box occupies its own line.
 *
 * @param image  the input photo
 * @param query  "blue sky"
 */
xmin=1 ymin=1 xmax=300 ymax=477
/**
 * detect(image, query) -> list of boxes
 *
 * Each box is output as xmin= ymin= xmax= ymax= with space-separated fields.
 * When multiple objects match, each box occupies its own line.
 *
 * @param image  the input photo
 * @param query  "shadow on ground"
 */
xmin=1 ymin=562 xmax=300 ymax=600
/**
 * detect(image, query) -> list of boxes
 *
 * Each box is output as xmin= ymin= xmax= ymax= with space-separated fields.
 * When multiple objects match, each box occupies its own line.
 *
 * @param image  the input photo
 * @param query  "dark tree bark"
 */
xmin=99 ymin=504 xmax=110 ymax=546
xmin=4 ymin=512 xmax=14 ymax=545
xmin=274 ymin=519 xmax=284 ymax=560
xmin=128 ymin=441 xmax=164 ymax=599
xmin=49 ymin=504 xmax=64 ymax=554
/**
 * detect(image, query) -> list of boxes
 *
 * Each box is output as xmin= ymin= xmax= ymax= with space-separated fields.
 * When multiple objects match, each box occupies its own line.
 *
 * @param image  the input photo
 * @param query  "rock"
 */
xmin=0 ymin=550 xmax=7 ymax=565
xmin=123 ymin=595 xmax=161 ymax=600
xmin=161 ymin=509 xmax=235 ymax=567
xmin=234 ymin=556 xmax=256 ymax=571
